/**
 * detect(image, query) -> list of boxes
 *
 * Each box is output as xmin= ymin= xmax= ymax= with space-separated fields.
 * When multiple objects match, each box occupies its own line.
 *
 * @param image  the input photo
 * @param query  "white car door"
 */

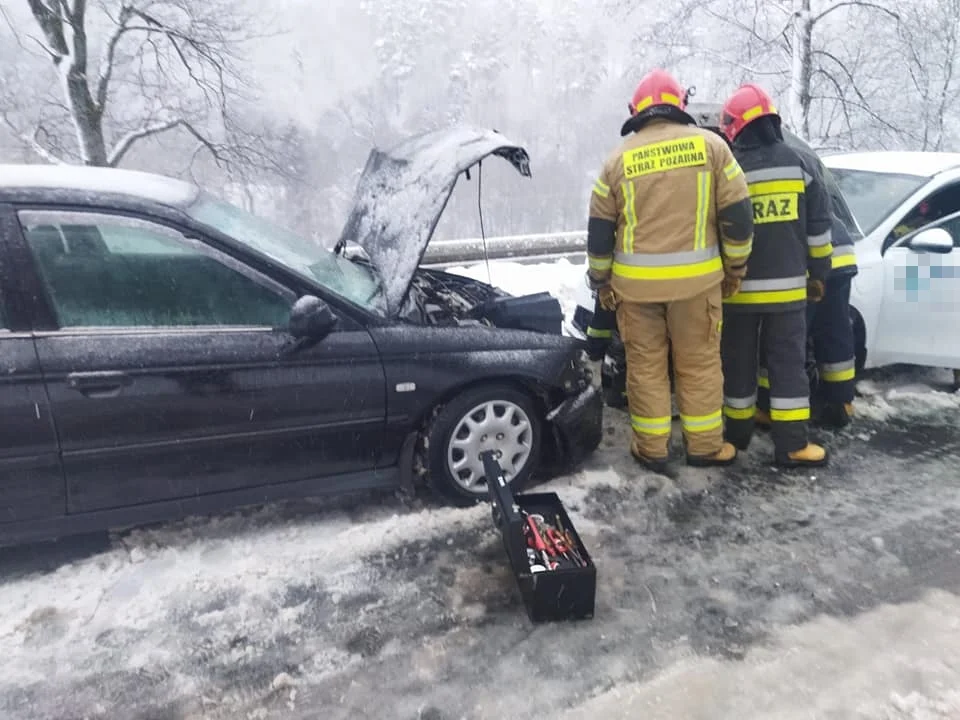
xmin=873 ymin=215 xmax=960 ymax=367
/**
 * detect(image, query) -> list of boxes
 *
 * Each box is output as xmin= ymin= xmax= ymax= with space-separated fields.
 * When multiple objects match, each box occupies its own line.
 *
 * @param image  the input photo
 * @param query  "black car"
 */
xmin=0 ymin=126 xmax=602 ymax=546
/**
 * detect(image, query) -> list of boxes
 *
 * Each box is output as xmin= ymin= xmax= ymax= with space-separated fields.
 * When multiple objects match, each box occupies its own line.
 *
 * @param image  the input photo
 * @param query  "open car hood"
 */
xmin=336 ymin=126 xmax=531 ymax=317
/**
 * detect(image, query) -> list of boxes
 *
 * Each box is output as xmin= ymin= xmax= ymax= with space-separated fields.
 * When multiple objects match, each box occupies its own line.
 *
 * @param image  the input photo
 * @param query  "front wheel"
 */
xmin=424 ymin=383 xmax=542 ymax=507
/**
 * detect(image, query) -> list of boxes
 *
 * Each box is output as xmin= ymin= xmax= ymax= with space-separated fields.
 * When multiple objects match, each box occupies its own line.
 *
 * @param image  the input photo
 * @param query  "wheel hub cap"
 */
xmin=446 ymin=400 xmax=533 ymax=494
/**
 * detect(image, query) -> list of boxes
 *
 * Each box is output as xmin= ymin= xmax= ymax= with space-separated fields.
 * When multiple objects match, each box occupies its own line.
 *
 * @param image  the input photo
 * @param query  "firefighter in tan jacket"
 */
xmin=587 ymin=69 xmax=755 ymax=473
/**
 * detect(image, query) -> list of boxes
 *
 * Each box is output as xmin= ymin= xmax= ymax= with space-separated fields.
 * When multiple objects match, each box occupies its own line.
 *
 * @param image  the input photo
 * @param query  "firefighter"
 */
xmin=810 ymin=206 xmax=859 ymax=426
xmin=718 ymin=84 xmax=833 ymax=468
xmin=756 ymin=207 xmax=859 ymax=428
xmin=586 ymin=68 xmax=754 ymax=473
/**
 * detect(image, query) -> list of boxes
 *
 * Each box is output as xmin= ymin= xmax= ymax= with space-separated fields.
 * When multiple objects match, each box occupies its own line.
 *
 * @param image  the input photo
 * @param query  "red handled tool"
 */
xmin=525 ymin=515 xmax=556 ymax=569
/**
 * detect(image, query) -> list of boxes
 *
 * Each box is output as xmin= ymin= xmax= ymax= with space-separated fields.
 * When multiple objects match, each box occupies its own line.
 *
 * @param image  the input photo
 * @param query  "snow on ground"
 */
xmin=7 ymin=395 xmax=960 ymax=719
xmin=563 ymin=589 xmax=960 ymax=720
xmin=855 ymin=366 xmax=960 ymax=423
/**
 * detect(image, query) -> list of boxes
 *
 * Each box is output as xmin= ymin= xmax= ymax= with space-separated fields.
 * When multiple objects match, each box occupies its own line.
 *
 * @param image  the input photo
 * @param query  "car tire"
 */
xmin=850 ymin=307 xmax=866 ymax=374
xmin=423 ymin=383 xmax=542 ymax=507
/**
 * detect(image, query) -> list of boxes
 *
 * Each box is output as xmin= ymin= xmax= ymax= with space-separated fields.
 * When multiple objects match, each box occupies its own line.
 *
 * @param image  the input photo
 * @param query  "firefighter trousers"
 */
xmin=616 ymin=284 xmax=724 ymax=459
xmin=757 ymin=275 xmax=856 ymax=412
xmin=722 ymin=308 xmax=810 ymax=455
xmin=810 ymin=275 xmax=857 ymax=405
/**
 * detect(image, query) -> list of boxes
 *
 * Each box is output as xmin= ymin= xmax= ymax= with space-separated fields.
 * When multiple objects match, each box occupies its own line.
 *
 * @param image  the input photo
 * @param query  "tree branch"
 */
xmin=107 ymin=116 xmax=184 ymax=166
xmin=813 ymin=0 xmax=899 ymax=24
xmin=24 ymin=0 xmax=69 ymax=63
xmin=0 ymin=4 xmax=29 ymax=50
xmin=689 ymin=46 xmax=786 ymax=77
xmin=0 ymin=110 xmax=65 ymax=164
xmin=704 ymin=4 xmax=781 ymax=46
xmin=96 ymin=5 xmax=136 ymax=112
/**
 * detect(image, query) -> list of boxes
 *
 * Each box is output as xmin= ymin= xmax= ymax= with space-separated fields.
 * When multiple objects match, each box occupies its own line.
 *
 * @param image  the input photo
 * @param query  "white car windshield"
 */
xmin=186 ymin=192 xmax=383 ymax=312
xmin=829 ymin=168 xmax=927 ymax=235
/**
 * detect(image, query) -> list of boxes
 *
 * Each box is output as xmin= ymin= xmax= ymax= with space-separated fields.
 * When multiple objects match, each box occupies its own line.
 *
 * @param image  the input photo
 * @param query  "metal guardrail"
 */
xmin=422 ymin=231 xmax=587 ymax=267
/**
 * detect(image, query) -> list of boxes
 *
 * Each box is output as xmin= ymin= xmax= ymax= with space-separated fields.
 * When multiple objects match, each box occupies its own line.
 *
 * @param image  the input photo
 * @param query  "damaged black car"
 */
xmin=0 ymin=126 xmax=602 ymax=545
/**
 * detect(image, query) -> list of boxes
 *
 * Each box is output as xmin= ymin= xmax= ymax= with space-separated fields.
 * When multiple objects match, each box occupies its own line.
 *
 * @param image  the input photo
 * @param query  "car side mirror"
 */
xmin=906 ymin=227 xmax=954 ymax=254
xmin=284 ymin=295 xmax=337 ymax=358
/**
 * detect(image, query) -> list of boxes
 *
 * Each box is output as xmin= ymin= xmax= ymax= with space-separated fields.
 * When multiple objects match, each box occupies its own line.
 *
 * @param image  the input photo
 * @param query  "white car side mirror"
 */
xmin=907 ymin=227 xmax=954 ymax=254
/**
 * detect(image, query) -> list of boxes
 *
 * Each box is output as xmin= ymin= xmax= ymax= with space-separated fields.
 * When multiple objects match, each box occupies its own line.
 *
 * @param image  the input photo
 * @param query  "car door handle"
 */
xmin=66 ymin=371 xmax=132 ymax=397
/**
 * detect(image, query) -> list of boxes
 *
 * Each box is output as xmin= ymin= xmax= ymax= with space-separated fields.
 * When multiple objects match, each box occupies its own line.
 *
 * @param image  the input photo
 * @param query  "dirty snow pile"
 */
xmin=854 ymin=367 xmax=960 ymax=423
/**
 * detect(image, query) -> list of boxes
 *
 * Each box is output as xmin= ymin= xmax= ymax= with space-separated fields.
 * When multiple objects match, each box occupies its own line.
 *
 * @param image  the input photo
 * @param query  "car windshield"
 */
xmin=186 ymin=192 xmax=383 ymax=312
xmin=829 ymin=168 xmax=928 ymax=235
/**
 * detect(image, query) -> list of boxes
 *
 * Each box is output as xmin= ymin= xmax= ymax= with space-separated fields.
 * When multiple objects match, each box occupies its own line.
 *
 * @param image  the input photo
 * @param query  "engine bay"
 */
xmin=409 ymin=268 xmax=505 ymax=326
xmin=342 ymin=252 xmax=565 ymax=335
xmin=409 ymin=268 xmax=564 ymax=335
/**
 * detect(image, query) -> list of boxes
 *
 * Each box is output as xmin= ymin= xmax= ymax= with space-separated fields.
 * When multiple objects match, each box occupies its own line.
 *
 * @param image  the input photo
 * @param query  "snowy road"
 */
xmin=2 ymin=260 xmax=960 ymax=719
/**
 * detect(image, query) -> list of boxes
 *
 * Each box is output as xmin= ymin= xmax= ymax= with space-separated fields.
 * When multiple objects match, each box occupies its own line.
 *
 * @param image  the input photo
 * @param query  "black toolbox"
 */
xmin=482 ymin=451 xmax=596 ymax=623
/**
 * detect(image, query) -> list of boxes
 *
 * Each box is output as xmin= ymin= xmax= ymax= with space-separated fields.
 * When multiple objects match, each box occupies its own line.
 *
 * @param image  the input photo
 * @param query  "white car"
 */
xmin=824 ymin=152 xmax=960 ymax=372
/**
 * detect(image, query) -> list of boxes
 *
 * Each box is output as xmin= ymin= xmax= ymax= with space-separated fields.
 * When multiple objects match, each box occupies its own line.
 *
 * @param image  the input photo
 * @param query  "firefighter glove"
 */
xmin=721 ymin=275 xmax=742 ymax=299
xmin=807 ymin=279 xmax=826 ymax=303
xmin=598 ymin=286 xmax=618 ymax=311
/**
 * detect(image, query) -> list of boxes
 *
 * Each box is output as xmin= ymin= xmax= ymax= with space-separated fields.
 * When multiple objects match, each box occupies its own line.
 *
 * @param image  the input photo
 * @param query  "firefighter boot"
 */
xmin=776 ymin=442 xmax=829 ymax=468
xmin=754 ymin=409 xmax=772 ymax=429
xmin=687 ymin=442 xmax=738 ymax=468
xmin=630 ymin=438 xmax=669 ymax=475
xmin=818 ymin=401 xmax=854 ymax=429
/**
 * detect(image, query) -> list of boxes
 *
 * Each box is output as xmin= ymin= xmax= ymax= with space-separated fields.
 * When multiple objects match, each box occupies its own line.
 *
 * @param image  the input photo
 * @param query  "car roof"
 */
xmin=0 ymin=163 xmax=199 ymax=207
xmin=823 ymin=151 xmax=960 ymax=178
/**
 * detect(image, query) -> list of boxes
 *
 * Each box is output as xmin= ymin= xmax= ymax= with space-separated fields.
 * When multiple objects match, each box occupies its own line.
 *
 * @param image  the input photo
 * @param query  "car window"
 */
xmin=18 ymin=210 xmax=294 ymax=329
xmin=882 ymin=182 xmax=960 ymax=253
xmin=822 ymin=172 xmax=863 ymax=242
xmin=185 ymin=192 xmax=384 ymax=312
xmin=927 ymin=211 xmax=960 ymax=247
xmin=829 ymin=168 xmax=928 ymax=236
xmin=892 ymin=209 xmax=960 ymax=251
xmin=942 ymin=218 xmax=960 ymax=247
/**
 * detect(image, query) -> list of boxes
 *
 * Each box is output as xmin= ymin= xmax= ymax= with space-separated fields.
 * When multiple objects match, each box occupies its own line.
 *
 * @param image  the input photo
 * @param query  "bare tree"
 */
xmin=679 ymin=0 xmax=899 ymax=143
xmin=896 ymin=0 xmax=960 ymax=151
xmin=5 ymin=0 xmax=286 ymax=172
xmin=783 ymin=0 xmax=900 ymax=138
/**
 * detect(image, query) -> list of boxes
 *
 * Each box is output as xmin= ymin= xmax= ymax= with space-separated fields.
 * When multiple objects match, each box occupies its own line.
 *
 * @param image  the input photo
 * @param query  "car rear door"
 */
xmin=14 ymin=207 xmax=386 ymax=514
xmin=0 ymin=204 xmax=64 ymax=527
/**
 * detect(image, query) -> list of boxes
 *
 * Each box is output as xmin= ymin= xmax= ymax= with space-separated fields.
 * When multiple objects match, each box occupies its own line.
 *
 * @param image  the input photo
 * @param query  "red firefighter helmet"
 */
xmin=720 ymin=84 xmax=779 ymax=142
xmin=629 ymin=69 xmax=687 ymax=116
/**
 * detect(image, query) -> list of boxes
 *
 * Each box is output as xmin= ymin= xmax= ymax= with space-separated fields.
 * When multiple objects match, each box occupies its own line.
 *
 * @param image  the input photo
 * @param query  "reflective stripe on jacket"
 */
xmin=587 ymin=118 xmax=753 ymax=303
xmin=723 ymin=138 xmax=833 ymax=313
xmin=829 ymin=212 xmax=859 ymax=278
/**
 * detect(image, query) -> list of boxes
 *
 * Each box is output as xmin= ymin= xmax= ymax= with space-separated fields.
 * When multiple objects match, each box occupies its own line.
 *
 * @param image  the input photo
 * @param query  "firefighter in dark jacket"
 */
xmin=718 ymin=84 xmax=833 ymax=468
xmin=757 ymin=207 xmax=859 ymax=428
xmin=587 ymin=68 xmax=754 ymax=472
